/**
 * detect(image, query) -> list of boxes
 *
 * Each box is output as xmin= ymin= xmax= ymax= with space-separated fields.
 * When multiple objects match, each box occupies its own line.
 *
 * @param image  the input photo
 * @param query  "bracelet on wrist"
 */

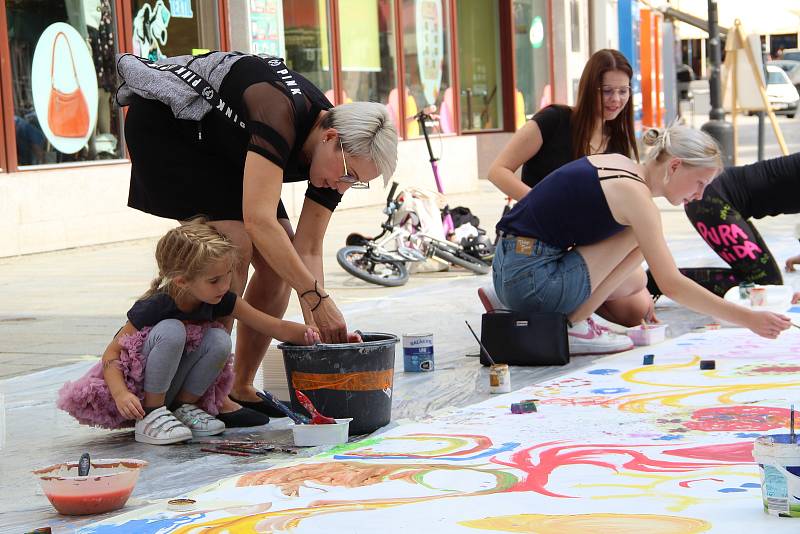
xmin=300 ymin=280 xmax=329 ymax=312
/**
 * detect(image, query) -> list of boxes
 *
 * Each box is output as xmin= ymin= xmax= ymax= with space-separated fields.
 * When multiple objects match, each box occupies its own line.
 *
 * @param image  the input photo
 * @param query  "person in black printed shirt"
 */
xmin=58 ymin=219 xmax=322 ymax=444
xmin=123 ymin=55 xmax=397 ymax=424
xmin=646 ymin=153 xmax=800 ymax=299
xmin=485 ymin=50 xmax=652 ymax=350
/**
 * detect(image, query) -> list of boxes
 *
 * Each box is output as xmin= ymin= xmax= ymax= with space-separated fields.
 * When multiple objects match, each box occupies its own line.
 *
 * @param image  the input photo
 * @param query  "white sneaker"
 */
xmin=134 ymin=406 xmax=193 ymax=445
xmin=568 ymin=318 xmax=633 ymax=355
xmin=478 ymin=284 xmax=505 ymax=312
xmin=172 ymin=403 xmax=226 ymax=437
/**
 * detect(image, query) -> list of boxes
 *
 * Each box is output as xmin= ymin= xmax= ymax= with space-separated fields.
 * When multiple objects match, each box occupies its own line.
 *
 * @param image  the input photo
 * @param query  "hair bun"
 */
xmin=642 ymin=128 xmax=662 ymax=147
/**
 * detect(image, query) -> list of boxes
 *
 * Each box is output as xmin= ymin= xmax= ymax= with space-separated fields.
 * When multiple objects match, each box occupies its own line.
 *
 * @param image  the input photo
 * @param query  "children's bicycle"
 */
xmin=337 ymin=182 xmax=491 ymax=287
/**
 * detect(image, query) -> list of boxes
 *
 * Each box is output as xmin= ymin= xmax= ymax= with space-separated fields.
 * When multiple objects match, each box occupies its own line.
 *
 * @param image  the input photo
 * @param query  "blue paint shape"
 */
xmin=591 ymin=388 xmax=630 ymax=395
xmin=735 ymin=432 xmax=762 ymax=438
xmin=334 ymin=441 xmax=521 ymax=461
xmin=718 ymin=487 xmax=747 ymax=493
xmin=588 ymin=369 xmax=619 ymax=375
xmin=788 ymin=306 xmax=800 ymax=313
xmin=654 ymin=435 xmax=683 ymax=441
xmin=79 ymin=514 xmax=204 ymax=533
xmin=740 ymin=483 xmax=761 ymax=488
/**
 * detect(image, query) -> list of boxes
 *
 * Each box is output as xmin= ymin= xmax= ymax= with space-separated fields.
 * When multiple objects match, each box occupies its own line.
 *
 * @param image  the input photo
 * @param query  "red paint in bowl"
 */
xmin=33 ymin=458 xmax=147 ymax=515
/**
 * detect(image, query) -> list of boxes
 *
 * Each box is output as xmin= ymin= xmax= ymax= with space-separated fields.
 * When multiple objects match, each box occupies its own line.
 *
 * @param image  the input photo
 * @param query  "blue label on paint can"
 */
xmin=403 ymin=334 xmax=434 ymax=372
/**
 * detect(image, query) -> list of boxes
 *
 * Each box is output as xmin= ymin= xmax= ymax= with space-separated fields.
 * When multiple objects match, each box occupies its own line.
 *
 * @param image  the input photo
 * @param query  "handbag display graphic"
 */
xmin=47 ymin=31 xmax=90 ymax=138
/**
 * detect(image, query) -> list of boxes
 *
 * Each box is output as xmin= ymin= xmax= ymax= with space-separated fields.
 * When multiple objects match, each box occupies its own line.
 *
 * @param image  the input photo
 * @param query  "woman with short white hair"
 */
xmin=120 ymin=52 xmax=398 ymax=427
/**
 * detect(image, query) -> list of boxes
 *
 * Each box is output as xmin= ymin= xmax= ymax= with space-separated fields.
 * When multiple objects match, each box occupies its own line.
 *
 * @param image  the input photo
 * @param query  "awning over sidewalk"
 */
xmin=669 ymin=0 xmax=800 ymax=39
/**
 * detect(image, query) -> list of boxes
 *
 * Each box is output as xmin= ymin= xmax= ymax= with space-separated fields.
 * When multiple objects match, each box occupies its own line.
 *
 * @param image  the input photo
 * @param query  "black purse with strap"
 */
xmin=479 ymin=309 xmax=570 ymax=366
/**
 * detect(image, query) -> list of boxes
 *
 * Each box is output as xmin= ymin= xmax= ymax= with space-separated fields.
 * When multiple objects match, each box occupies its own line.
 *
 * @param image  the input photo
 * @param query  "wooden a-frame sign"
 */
xmin=721 ymin=19 xmax=789 ymax=164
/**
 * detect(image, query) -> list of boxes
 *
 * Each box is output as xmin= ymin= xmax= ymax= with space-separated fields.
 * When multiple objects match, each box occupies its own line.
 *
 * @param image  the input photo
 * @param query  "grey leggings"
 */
xmin=142 ymin=319 xmax=231 ymax=406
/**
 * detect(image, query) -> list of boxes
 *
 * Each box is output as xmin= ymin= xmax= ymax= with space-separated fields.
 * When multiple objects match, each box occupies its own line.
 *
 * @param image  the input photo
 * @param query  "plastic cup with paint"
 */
xmin=750 ymin=287 xmax=767 ymax=307
xmin=752 ymin=434 xmax=800 ymax=517
xmin=739 ymin=281 xmax=755 ymax=299
xmin=489 ymin=364 xmax=511 ymax=394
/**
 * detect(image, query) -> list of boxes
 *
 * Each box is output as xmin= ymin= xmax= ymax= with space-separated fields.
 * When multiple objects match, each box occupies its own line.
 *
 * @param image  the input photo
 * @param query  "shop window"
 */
xmin=402 ymin=0 xmax=453 ymax=136
xmin=283 ymin=0 xmax=333 ymax=96
xmin=337 ymin=0 xmax=399 ymax=131
xmin=131 ymin=1 xmax=219 ymax=59
xmin=6 ymin=0 xmax=123 ymax=166
xmin=456 ymin=0 xmax=502 ymax=132
xmin=513 ymin=0 xmax=550 ymax=126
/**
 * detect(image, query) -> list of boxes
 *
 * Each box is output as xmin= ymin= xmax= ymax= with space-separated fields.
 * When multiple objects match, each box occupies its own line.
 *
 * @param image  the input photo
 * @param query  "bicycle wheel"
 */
xmin=336 ymin=246 xmax=410 ymax=287
xmin=432 ymin=247 xmax=491 ymax=275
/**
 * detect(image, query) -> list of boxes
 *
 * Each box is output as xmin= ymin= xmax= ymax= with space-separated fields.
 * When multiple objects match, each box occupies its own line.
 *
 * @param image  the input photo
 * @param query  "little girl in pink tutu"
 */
xmin=58 ymin=219 xmax=319 ymax=445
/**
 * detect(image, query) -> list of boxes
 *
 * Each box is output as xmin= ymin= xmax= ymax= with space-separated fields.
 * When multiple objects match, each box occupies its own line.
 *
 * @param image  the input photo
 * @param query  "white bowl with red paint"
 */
xmin=33 ymin=458 xmax=147 ymax=515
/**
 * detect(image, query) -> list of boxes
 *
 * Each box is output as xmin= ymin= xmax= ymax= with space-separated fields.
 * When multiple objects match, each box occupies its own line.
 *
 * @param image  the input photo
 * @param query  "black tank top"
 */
xmin=497 ymin=157 xmax=645 ymax=249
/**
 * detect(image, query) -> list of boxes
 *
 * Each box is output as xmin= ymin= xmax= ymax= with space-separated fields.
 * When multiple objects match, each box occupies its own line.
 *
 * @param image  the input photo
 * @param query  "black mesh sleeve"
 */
xmin=241 ymin=82 xmax=297 ymax=169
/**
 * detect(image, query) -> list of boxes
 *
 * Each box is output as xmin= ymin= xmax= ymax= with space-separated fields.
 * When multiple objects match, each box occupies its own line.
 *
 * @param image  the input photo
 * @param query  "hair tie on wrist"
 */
xmin=300 ymin=280 xmax=329 ymax=312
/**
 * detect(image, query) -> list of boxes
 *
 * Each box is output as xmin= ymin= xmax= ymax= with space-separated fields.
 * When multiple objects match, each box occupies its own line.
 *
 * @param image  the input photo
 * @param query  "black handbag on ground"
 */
xmin=479 ymin=310 xmax=570 ymax=366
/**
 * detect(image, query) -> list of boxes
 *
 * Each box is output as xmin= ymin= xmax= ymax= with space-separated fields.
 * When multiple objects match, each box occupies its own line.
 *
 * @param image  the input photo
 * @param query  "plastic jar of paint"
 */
xmin=752 ymin=434 xmax=800 ymax=517
xmin=489 ymin=364 xmax=511 ymax=394
xmin=750 ymin=287 xmax=767 ymax=306
xmin=739 ymin=281 xmax=755 ymax=299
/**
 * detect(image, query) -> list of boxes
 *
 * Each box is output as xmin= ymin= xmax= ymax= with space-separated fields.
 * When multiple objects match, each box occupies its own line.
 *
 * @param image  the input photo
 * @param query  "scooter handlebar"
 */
xmin=387 ymin=181 xmax=399 ymax=203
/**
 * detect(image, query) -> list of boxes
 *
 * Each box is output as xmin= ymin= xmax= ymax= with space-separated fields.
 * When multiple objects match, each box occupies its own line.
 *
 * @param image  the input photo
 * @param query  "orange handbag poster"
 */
xmin=32 ymin=23 xmax=98 ymax=154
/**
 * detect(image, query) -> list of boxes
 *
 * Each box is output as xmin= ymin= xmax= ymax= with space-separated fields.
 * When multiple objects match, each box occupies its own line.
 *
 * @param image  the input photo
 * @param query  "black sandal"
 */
xmin=229 ymin=395 xmax=289 ymax=418
xmin=216 ymin=407 xmax=269 ymax=428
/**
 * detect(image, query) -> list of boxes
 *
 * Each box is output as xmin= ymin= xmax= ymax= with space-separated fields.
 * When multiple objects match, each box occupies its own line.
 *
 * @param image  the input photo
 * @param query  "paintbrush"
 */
xmin=464 ymin=320 xmax=497 ymax=366
xmin=791 ymin=404 xmax=796 ymax=445
xmin=295 ymin=390 xmax=336 ymax=424
xmin=217 ymin=444 xmax=276 ymax=455
xmin=200 ymin=447 xmax=251 ymax=457
xmin=792 ymin=323 xmax=800 ymax=330
xmin=256 ymin=390 xmax=310 ymax=424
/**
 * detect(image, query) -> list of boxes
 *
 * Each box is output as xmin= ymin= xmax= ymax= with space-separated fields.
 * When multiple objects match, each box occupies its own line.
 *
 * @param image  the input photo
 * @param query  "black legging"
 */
xmin=647 ymin=189 xmax=783 ymax=298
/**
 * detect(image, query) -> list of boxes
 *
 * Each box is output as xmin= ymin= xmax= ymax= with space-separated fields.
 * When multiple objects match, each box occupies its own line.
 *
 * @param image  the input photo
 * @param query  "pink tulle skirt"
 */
xmin=57 ymin=322 xmax=233 ymax=429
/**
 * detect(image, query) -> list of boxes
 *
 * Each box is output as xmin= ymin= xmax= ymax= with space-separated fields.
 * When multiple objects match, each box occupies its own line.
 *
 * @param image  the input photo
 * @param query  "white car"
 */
xmin=766 ymin=64 xmax=800 ymax=118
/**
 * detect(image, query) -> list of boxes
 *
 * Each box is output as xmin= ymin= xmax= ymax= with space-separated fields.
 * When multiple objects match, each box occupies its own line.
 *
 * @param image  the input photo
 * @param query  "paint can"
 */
xmin=402 ymin=333 xmax=434 ymax=372
xmin=739 ymin=281 xmax=755 ymax=299
xmin=489 ymin=364 xmax=511 ymax=394
xmin=750 ymin=287 xmax=767 ymax=307
xmin=752 ymin=434 xmax=800 ymax=517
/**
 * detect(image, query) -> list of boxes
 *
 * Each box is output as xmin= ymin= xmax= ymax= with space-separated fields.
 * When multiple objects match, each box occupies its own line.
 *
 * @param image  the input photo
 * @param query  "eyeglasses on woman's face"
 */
xmin=599 ymin=85 xmax=631 ymax=100
xmin=338 ymin=140 xmax=369 ymax=189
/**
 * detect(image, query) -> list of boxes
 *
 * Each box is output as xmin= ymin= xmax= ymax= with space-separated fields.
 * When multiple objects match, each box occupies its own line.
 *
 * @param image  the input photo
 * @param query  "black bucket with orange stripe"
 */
xmin=279 ymin=332 xmax=399 ymax=435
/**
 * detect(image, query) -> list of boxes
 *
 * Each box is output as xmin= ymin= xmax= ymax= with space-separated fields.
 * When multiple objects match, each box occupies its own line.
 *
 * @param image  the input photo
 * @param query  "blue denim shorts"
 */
xmin=492 ymin=236 xmax=591 ymax=315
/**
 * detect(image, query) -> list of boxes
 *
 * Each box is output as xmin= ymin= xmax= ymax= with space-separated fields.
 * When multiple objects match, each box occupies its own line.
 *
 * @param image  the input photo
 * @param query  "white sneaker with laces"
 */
xmin=568 ymin=318 xmax=633 ymax=355
xmin=478 ymin=284 xmax=505 ymax=312
xmin=172 ymin=403 xmax=226 ymax=437
xmin=134 ymin=406 xmax=193 ymax=445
